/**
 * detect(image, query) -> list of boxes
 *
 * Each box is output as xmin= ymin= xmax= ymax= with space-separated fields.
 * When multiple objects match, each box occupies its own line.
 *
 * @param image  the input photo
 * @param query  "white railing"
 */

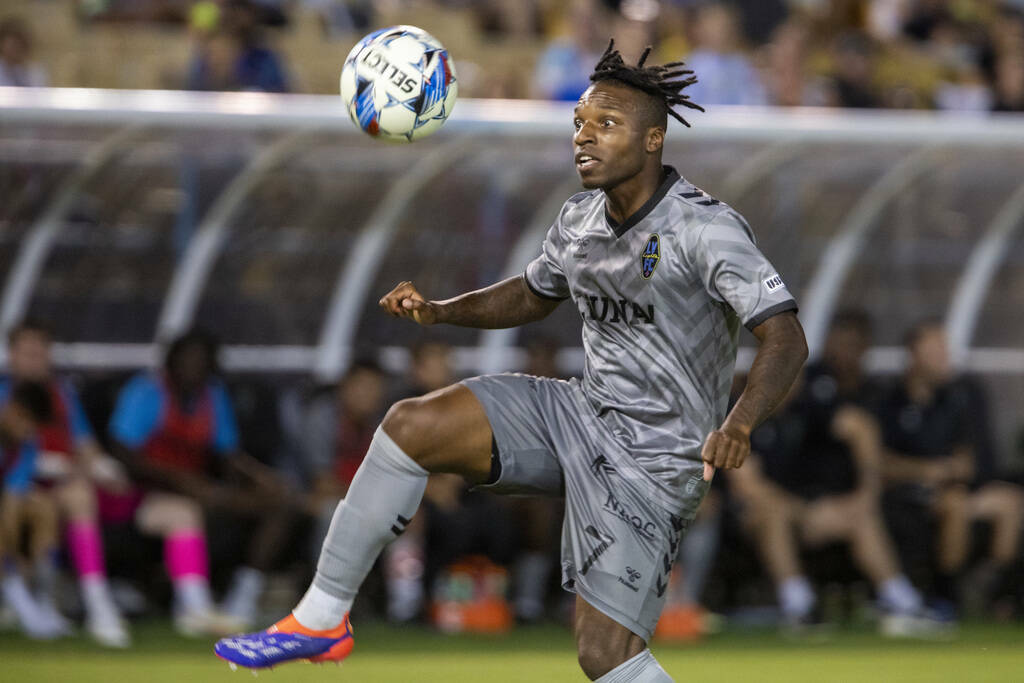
xmin=2 ymin=87 xmax=1023 ymax=377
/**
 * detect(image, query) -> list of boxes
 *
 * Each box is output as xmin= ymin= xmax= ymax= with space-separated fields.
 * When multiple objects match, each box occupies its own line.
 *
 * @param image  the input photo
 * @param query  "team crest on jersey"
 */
xmin=640 ymin=234 xmax=660 ymax=280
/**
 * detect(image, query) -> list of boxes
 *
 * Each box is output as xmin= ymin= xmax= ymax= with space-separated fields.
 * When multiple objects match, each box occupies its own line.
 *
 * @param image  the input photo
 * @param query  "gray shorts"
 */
xmin=462 ymin=373 xmax=709 ymax=641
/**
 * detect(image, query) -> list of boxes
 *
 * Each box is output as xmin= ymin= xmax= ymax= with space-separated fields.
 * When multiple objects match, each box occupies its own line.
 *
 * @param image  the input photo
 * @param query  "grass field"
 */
xmin=1 ymin=621 xmax=1022 ymax=682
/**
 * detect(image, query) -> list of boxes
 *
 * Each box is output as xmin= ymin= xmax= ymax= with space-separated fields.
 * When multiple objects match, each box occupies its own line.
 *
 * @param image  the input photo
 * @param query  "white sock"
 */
xmin=295 ymin=426 xmax=428 ymax=630
xmin=595 ymin=649 xmax=673 ymax=682
xmin=878 ymin=575 xmax=923 ymax=614
xmin=778 ymin=576 xmax=815 ymax=619
xmin=221 ymin=566 xmax=266 ymax=622
xmin=174 ymin=575 xmax=213 ymax=615
xmin=81 ymin=575 xmax=121 ymax=621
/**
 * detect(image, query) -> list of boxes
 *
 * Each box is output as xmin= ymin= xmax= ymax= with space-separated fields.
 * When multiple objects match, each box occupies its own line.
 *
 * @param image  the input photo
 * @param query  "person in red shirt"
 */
xmin=109 ymin=330 xmax=302 ymax=636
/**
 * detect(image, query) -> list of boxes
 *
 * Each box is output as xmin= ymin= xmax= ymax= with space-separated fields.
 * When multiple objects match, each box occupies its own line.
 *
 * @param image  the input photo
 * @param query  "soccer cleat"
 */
xmin=214 ymin=613 xmax=354 ymax=670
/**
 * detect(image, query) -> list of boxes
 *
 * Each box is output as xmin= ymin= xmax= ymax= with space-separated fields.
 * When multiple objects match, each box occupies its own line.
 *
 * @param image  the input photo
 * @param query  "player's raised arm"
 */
xmin=702 ymin=312 xmax=808 ymax=470
xmin=378 ymin=275 xmax=562 ymax=329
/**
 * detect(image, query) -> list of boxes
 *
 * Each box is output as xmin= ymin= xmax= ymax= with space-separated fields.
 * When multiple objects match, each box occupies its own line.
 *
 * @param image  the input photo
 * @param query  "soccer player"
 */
xmin=216 ymin=41 xmax=807 ymax=681
xmin=2 ymin=320 xmax=130 ymax=647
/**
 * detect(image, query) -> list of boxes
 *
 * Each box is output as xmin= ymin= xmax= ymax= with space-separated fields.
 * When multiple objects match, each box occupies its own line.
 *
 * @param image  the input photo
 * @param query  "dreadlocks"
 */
xmin=589 ymin=39 xmax=704 ymax=128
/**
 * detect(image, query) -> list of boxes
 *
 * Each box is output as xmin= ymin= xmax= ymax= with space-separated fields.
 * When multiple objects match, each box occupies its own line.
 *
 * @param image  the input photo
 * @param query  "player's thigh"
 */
xmin=800 ymin=494 xmax=864 ymax=545
xmin=135 ymin=491 xmax=204 ymax=536
xmin=968 ymin=481 xmax=1024 ymax=522
xmin=463 ymin=374 xmax=567 ymax=497
xmin=55 ymin=475 xmax=98 ymax=519
xmin=23 ymin=489 xmax=59 ymax=529
xmin=382 ymin=382 xmax=493 ymax=482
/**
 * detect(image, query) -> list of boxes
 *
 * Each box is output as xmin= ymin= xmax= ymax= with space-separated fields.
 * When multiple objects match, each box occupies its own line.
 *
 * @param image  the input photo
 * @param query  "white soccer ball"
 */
xmin=340 ymin=25 xmax=458 ymax=142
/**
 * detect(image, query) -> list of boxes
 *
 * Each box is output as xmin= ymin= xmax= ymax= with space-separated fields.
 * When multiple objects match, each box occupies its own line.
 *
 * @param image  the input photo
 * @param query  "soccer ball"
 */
xmin=340 ymin=25 xmax=458 ymax=142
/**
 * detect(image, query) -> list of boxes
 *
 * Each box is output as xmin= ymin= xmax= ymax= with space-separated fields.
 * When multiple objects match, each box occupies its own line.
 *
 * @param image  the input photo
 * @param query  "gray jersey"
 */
xmin=525 ymin=166 xmax=797 ymax=492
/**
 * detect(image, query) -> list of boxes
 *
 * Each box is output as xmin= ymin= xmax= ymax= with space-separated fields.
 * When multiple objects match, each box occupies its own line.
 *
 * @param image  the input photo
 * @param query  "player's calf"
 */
xmin=575 ymin=597 xmax=646 ymax=680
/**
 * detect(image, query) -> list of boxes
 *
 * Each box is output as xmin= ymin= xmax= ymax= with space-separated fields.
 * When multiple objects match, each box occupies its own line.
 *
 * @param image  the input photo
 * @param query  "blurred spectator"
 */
xmin=730 ymin=314 xmax=938 ymax=635
xmin=879 ymin=320 xmax=1024 ymax=614
xmin=304 ymin=360 xmax=387 ymax=501
xmin=0 ymin=17 xmax=47 ymax=87
xmin=1 ymin=321 xmax=130 ymax=647
xmin=76 ymin=0 xmax=187 ymax=24
xmin=761 ymin=18 xmax=833 ymax=107
xmin=992 ymin=49 xmax=1024 ymax=111
xmin=683 ymin=3 xmax=768 ymax=106
xmin=303 ymin=359 xmax=388 ymax=577
xmin=186 ymin=4 xmax=290 ymax=93
xmin=473 ymin=0 xmax=543 ymax=39
xmin=928 ymin=16 xmax=993 ymax=111
xmin=532 ymin=0 xmax=606 ymax=101
xmin=830 ymin=32 xmax=881 ymax=108
xmin=0 ymin=380 xmax=68 ymax=639
xmin=108 ymin=330 xmax=302 ymax=634
xmin=303 ymin=0 xmax=373 ymax=38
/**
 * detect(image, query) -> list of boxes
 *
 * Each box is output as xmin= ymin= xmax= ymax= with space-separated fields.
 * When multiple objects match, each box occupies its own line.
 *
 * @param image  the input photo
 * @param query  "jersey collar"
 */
xmin=604 ymin=165 xmax=680 ymax=238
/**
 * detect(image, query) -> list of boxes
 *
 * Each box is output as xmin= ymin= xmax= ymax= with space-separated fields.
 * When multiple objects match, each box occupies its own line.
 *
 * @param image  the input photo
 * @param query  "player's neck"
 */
xmin=603 ymin=163 xmax=665 ymax=225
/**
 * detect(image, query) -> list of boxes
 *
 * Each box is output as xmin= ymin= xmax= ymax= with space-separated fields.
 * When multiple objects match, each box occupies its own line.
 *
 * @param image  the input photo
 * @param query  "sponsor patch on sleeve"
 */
xmin=763 ymin=274 xmax=785 ymax=292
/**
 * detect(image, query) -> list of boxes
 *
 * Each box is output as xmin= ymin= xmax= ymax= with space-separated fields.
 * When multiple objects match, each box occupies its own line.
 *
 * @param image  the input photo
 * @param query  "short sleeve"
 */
xmin=524 ymin=208 xmax=571 ymax=301
xmin=210 ymin=382 xmax=240 ymax=455
xmin=109 ymin=374 xmax=163 ymax=449
xmin=4 ymin=442 xmax=38 ymax=494
xmin=61 ymin=381 xmax=96 ymax=443
xmin=693 ymin=209 xmax=797 ymax=330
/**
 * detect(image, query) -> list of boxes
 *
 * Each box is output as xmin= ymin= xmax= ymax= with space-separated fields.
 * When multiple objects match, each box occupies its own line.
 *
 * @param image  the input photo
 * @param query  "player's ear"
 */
xmin=645 ymin=126 xmax=665 ymax=154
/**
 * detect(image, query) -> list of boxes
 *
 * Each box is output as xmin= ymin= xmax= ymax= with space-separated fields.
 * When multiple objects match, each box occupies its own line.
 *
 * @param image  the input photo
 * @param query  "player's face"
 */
xmin=573 ymin=83 xmax=650 ymax=190
xmin=8 ymin=331 xmax=52 ymax=381
xmin=911 ymin=327 xmax=951 ymax=383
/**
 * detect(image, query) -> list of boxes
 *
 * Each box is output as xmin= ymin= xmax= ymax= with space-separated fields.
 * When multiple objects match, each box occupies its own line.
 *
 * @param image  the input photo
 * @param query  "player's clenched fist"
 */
xmin=378 ymin=281 xmax=439 ymax=325
xmin=701 ymin=425 xmax=750 ymax=470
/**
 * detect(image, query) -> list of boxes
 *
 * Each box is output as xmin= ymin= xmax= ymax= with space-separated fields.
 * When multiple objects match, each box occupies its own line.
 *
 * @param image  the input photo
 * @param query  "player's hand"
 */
xmin=379 ymin=281 xmax=439 ymax=325
xmin=701 ymin=425 xmax=750 ymax=470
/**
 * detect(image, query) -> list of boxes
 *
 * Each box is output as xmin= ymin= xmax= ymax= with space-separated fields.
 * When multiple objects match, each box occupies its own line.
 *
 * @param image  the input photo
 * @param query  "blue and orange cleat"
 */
xmin=214 ymin=613 xmax=354 ymax=670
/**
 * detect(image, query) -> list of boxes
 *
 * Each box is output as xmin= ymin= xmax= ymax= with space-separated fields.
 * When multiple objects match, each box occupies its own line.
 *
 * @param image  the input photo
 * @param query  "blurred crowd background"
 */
xmin=1 ymin=0 xmax=1023 ymax=654
xmin=0 ymin=0 xmax=1022 ymax=111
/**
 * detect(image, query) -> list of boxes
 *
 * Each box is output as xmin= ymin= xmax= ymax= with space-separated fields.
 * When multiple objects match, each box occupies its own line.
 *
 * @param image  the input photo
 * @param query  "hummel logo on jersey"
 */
xmin=640 ymin=234 xmax=660 ymax=279
xmin=577 ymin=292 xmax=655 ymax=325
xmin=763 ymin=274 xmax=784 ymax=292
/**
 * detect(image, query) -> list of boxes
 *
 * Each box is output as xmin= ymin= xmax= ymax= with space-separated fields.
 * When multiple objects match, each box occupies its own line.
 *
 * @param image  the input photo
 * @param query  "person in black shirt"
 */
xmin=732 ymin=312 xmax=932 ymax=634
xmin=880 ymin=320 xmax=1024 ymax=611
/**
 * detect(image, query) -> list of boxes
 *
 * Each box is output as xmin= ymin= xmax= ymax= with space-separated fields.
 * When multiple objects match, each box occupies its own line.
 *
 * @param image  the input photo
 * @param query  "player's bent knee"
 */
xmin=138 ymin=494 xmax=205 ymax=535
xmin=381 ymin=397 xmax=436 ymax=462
xmin=937 ymin=487 xmax=969 ymax=516
xmin=57 ymin=477 xmax=98 ymax=519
